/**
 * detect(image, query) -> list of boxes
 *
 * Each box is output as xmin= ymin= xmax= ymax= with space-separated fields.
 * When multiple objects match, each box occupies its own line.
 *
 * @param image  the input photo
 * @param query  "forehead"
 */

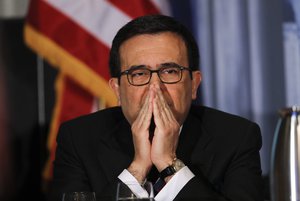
xmin=119 ymin=32 xmax=188 ymax=69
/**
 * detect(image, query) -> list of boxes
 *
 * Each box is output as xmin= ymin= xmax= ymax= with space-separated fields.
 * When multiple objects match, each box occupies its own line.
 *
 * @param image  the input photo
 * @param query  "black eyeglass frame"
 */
xmin=118 ymin=64 xmax=193 ymax=86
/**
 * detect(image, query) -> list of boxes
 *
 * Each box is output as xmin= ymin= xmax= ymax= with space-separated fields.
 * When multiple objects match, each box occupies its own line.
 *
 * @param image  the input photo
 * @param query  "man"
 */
xmin=49 ymin=15 xmax=264 ymax=201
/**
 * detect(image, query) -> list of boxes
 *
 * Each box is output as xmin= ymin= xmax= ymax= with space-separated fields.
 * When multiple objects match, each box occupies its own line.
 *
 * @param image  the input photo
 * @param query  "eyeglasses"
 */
xmin=118 ymin=63 xmax=192 ymax=86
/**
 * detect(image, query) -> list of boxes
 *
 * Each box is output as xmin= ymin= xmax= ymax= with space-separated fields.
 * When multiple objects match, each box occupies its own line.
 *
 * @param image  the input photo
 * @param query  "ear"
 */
xmin=191 ymin=71 xmax=202 ymax=100
xmin=109 ymin=78 xmax=121 ymax=105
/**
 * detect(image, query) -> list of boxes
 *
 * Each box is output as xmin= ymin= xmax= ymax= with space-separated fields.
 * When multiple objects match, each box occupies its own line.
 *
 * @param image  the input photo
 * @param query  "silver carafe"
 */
xmin=270 ymin=106 xmax=300 ymax=201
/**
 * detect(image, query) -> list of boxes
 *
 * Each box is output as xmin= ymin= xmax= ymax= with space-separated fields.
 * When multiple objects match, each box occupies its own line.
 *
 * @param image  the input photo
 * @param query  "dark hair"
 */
xmin=109 ymin=14 xmax=200 ymax=77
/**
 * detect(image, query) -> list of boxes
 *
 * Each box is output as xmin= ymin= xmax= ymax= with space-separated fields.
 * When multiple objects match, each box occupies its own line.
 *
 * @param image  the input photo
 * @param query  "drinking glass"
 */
xmin=116 ymin=181 xmax=154 ymax=201
xmin=62 ymin=191 xmax=97 ymax=201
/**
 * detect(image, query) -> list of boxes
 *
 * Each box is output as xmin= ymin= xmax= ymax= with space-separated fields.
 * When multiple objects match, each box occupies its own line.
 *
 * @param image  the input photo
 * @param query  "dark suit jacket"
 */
xmin=48 ymin=105 xmax=264 ymax=201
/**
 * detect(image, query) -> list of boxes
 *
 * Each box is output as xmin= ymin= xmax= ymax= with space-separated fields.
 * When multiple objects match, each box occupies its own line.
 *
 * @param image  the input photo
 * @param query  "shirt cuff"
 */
xmin=155 ymin=166 xmax=195 ymax=201
xmin=118 ymin=169 xmax=149 ymax=198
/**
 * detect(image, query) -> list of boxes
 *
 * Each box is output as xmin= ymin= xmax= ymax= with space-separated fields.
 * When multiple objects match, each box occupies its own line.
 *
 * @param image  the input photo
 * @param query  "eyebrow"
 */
xmin=128 ymin=62 xmax=180 ymax=70
xmin=127 ymin=65 xmax=148 ymax=71
xmin=160 ymin=62 xmax=180 ymax=67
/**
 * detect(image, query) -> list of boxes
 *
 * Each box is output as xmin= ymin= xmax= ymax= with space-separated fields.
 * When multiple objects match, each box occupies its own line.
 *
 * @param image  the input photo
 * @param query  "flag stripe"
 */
xmin=45 ymin=0 xmax=131 ymax=47
xmin=27 ymin=1 xmax=111 ymax=79
xmin=24 ymin=24 xmax=117 ymax=106
xmin=108 ymin=0 xmax=160 ymax=19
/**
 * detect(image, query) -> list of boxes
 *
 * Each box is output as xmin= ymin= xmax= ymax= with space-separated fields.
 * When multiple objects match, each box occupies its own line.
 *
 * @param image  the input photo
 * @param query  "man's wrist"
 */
xmin=159 ymin=158 xmax=185 ymax=181
xmin=154 ymin=155 xmax=176 ymax=172
xmin=127 ymin=162 xmax=150 ymax=184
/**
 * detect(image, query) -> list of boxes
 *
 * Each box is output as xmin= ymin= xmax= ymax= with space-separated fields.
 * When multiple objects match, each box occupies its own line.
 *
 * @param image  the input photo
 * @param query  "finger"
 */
xmin=153 ymin=100 xmax=172 ymax=131
xmin=153 ymin=86 xmax=174 ymax=125
xmin=134 ymin=89 xmax=153 ymax=129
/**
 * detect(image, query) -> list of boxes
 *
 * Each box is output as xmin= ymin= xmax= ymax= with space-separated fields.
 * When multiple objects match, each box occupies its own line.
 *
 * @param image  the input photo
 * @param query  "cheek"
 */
xmin=119 ymin=85 xmax=148 ymax=121
xmin=171 ymin=83 xmax=193 ymax=108
xmin=176 ymin=80 xmax=192 ymax=97
xmin=119 ymin=85 xmax=137 ymax=105
xmin=177 ymin=91 xmax=192 ymax=108
xmin=168 ymin=84 xmax=192 ymax=107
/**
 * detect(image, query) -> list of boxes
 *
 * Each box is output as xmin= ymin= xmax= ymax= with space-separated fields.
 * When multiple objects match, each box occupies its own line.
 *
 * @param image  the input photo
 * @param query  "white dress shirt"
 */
xmin=118 ymin=166 xmax=195 ymax=201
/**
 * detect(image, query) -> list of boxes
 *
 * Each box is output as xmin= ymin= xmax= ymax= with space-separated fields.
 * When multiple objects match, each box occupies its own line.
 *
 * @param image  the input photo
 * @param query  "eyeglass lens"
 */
xmin=128 ymin=66 xmax=182 ymax=86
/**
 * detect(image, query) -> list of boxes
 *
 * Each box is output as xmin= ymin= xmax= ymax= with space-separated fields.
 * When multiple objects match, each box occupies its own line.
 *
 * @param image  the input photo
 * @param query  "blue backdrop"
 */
xmin=170 ymin=0 xmax=300 ymax=175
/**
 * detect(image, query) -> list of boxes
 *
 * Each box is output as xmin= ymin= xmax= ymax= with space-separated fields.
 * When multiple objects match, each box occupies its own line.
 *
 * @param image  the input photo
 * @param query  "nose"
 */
xmin=149 ymin=72 xmax=161 ymax=85
xmin=149 ymin=72 xmax=166 ymax=91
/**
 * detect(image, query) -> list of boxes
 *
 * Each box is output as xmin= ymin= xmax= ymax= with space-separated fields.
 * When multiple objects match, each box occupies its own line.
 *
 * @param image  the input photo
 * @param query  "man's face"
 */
xmin=110 ymin=32 xmax=201 ymax=125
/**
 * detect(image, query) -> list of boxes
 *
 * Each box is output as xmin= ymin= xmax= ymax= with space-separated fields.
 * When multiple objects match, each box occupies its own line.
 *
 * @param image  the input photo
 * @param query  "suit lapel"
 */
xmin=97 ymin=119 xmax=134 ymax=183
xmin=177 ymin=106 xmax=215 ymax=177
